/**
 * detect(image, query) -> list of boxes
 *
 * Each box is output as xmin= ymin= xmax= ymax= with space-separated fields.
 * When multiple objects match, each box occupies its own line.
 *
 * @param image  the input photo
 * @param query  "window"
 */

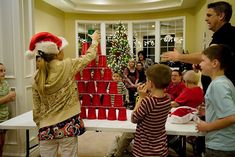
xmin=133 ymin=22 xmax=155 ymax=61
xmin=160 ymin=19 xmax=184 ymax=55
xmin=77 ymin=22 xmax=100 ymax=56
xmin=76 ymin=17 xmax=185 ymax=62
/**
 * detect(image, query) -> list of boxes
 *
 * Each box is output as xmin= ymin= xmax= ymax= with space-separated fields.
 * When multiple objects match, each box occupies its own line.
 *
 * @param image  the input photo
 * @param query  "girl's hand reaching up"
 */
xmin=89 ymin=30 xmax=101 ymax=44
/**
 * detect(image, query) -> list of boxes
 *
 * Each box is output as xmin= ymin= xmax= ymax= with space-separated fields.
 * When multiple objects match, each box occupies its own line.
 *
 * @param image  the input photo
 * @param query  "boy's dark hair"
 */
xmin=208 ymin=1 xmax=232 ymax=22
xmin=146 ymin=64 xmax=171 ymax=89
xmin=136 ymin=61 xmax=144 ymax=66
xmin=202 ymin=44 xmax=235 ymax=86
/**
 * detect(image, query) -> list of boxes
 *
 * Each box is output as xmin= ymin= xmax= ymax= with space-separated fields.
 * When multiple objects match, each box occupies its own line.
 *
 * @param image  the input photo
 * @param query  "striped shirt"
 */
xmin=108 ymin=81 xmax=129 ymax=106
xmin=132 ymin=95 xmax=171 ymax=157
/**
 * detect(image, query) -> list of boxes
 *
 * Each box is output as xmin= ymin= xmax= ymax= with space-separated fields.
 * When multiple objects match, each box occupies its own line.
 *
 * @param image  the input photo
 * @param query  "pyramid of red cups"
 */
xmin=75 ymin=41 xmax=127 ymax=121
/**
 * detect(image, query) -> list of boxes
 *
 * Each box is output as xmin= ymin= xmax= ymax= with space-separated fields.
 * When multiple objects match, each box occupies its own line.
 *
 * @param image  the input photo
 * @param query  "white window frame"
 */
xmin=75 ymin=16 xmax=185 ymax=63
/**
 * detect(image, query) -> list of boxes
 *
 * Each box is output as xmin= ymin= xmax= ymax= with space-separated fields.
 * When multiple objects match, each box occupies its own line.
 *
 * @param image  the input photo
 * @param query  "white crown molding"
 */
xmin=43 ymin=0 xmax=199 ymax=14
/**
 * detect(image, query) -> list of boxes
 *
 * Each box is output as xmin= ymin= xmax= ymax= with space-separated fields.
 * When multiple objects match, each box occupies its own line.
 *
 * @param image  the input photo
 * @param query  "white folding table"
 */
xmin=0 ymin=110 xmax=205 ymax=157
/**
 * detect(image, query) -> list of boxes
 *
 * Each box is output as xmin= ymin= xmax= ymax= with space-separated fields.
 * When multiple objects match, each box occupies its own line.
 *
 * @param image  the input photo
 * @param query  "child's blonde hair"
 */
xmin=128 ymin=58 xmax=136 ymax=68
xmin=183 ymin=70 xmax=200 ymax=85
xmin=35 ymin=53 xmax=57 ymax=94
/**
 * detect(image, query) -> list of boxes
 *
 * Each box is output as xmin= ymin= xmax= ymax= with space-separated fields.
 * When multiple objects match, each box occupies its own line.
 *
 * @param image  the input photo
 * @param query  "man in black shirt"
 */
xmin=161 ymin=1 xmax=235 ymax=92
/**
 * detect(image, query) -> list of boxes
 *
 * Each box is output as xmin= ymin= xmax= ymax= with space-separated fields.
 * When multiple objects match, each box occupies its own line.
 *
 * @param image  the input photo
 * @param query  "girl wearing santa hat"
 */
xmin=26 ymin=31 xmax=100 ymax=157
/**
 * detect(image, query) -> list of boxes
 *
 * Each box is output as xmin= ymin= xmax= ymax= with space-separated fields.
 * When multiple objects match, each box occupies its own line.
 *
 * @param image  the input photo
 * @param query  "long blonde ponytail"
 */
xmin=35 ymin=52 xmax=56 ymax=95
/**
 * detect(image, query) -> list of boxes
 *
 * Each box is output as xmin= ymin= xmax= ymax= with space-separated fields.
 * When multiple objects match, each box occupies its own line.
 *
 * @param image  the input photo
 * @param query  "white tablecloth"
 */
xmin=0 ymin=110 xmax=205 ymax=136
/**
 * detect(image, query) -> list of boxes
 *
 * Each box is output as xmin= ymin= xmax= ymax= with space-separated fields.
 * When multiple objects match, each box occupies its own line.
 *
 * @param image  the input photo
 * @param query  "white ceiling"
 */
xmin=43 ymin=0 xmax=200 ymax=14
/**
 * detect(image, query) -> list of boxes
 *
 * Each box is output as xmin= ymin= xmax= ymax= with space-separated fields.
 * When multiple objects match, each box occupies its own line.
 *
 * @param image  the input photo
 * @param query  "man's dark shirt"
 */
xmin=202 ymin=23 xmax=235 ymax=93
xmin=210 ymin=23 xmax=235 ymax=52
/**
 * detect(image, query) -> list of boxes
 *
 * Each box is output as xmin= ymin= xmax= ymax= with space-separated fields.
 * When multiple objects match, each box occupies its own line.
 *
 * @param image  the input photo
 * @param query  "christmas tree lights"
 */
xmin=107 ymin=22 xmax=132 ymax=74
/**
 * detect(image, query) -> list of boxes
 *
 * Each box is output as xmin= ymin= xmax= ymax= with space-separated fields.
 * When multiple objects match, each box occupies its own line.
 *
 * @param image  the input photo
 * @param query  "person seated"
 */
xmin=165 ymin=69 xmax=186 ymax=100
xmin=171 ymin=70 xmax=204 ymax=108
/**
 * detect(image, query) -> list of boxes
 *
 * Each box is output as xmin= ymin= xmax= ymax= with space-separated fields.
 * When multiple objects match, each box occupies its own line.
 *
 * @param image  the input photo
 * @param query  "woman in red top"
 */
xmin=165 ymin=70 xmax=186 ymax=100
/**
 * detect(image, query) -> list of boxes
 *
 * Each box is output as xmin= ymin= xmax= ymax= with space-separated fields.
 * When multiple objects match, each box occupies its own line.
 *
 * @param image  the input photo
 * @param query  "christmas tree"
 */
xmin=107 ymin=22 xmax=132 ymax=74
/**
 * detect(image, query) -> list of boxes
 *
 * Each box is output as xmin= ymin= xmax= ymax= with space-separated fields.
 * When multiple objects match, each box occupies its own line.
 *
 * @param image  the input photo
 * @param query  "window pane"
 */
xmin=76 ymin=18 xmax=184 ymax=62
xmin=133 ymin=22 xmax=155 ymax=61
xmin=77 ymin=23 xmax=100 ymax=56
xmin=160 ymin=19 xmax=184 ymax=55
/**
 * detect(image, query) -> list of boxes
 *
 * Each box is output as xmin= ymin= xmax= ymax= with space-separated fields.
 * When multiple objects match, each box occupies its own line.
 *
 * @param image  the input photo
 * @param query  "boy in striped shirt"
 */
xmin=131 ymin=64 xmax=172 ymax=157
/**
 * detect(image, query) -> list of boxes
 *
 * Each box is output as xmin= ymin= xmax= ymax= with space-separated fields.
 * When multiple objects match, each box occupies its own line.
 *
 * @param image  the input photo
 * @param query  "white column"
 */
xmin=155 ymin=20 xmax=160 ymax=63
xmin=101 ymin=22 xmax=106 ymax=55
xmin=0 ymin=0 xmax=36 ymax=156
xmin=127 ymin=22 xmax=133 ymax=56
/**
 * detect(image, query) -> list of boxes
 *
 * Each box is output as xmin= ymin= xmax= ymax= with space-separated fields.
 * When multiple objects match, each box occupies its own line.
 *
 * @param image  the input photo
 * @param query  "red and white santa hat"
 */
xmin=25 ymin=32 xmax=68 ymax=59
xmin=168 ymin=106 xmax=198 ymax=124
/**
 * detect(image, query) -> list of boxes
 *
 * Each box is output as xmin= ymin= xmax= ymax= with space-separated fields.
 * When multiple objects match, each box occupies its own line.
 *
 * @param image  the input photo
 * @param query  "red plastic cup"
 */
xmin=114 ymin=94 xmax=123 ymax=107
xmin=98 ymin=107 xmax=106 ymax=119
xmin=107 ymin=107 xmax=116 ymax=120
xmin=75 ymin=72 xmax=81 ymax=80
xmin=102 ymin=94 xmax=111 ymax=107
xmin=118 ymin=107 xmax=127 ymax=121
xmin=109 ymin=82 xmax=118 ymax=94
xmin=87 ymin=106 xmax=96 ymax=119
xmin=88 ymin=59 xmax=96 ymax=67
xmin=82 ymin=69 xmax=91 ymax=80
xmin=93 ymin=69 xmax=101 ymax=80
xmin=77 ymin=82 xmax=86 ymax=93
xmin=97 ymin=81 xmax=107 ymax=93
xmin=103 ymin=68 xmax=112 ymax=80
xmin=80 ymin=107 xmax=87 ymax=119
xmin=98 ymin=43 xmax=101 ymax=55
xmin=92 ymin=94 xmax=101 ymax=106
xmin=82 ymin=42 xmax=90 ymax=55
xmin=82 ymin=94 xmax=91 ymax=106
xmin=98 ymin=55 xmax=107 ymax=67
xmin=86 ymin=81 xmax=96 ymax=93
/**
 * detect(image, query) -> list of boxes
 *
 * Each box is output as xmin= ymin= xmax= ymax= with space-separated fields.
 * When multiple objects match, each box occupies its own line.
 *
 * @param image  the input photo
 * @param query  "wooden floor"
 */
xmin=30 ymin=131 xmax=203 ymax=157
